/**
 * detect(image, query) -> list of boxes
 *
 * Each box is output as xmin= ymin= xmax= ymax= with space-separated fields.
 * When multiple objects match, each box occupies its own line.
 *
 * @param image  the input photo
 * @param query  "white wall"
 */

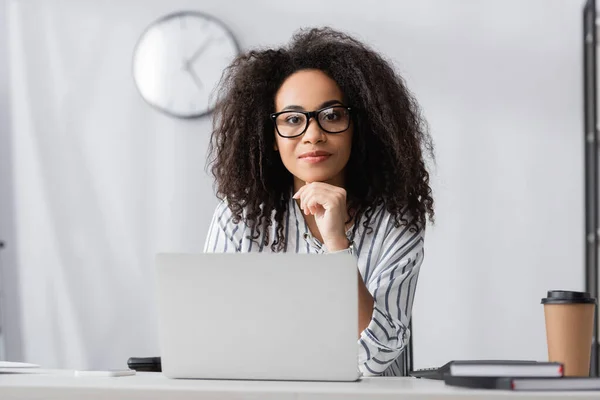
xmin=0 ymin=0 xmax=586 ymax=369
xmin=0 ymin=0 xmax=22 ymax=362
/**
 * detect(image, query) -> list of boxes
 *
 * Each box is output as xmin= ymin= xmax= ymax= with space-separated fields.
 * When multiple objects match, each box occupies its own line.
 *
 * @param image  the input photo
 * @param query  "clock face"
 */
xmin=133 ymin=11 xmax=240 ymax=119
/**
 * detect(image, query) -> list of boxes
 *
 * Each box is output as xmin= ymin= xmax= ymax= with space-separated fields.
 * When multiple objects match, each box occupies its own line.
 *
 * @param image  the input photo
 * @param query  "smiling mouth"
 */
xmin=301 ymin=155 xmax=330 ymax=163
xmin=299 ymin=151 xmax=332 ymax=164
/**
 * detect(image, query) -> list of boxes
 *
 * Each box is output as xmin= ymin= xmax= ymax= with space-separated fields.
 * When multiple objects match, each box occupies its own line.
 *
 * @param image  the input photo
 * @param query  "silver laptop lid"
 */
xmin=156 ymin=252 xmax=359 ymax=381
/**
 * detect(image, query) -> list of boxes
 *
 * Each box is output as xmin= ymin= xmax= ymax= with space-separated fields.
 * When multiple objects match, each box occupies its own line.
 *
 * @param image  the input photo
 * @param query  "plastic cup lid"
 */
xmin=541 ymin=290 xmax=597 ymax=305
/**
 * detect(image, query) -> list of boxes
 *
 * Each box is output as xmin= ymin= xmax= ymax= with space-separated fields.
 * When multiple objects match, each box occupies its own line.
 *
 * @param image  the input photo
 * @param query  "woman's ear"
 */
xmin=273 ymin=143 xmax=278 ymax=151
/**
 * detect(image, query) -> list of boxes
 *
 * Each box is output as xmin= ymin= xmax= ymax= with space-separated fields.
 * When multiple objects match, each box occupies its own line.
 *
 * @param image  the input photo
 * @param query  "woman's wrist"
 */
xmin=324 ymin=235 xmax=351 ymax=252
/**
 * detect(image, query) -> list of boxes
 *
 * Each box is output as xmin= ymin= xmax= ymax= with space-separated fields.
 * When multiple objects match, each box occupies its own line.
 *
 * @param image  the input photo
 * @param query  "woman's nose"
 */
xmin=303 ymin=118 xmax=327 ymax=144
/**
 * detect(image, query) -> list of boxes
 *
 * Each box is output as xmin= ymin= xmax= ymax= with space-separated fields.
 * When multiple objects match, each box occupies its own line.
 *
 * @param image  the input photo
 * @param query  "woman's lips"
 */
xmin=299 ymin=151 xmax=332 ymax=164
xmin=301 ymin=155 xmax=330 ymax=163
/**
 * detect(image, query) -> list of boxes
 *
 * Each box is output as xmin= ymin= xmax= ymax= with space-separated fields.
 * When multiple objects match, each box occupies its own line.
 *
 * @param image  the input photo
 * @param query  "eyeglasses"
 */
xmin=270 ymin=105 xmax=352 ymax=138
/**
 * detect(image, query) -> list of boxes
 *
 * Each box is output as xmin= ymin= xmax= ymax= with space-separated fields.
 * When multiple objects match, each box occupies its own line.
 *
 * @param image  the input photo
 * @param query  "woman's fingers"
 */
xmin=303 ymin=191 xmax=331 ymax=216
xmin=292 ymin=185 xmax=305 ymax=199
xmin=294 ymin=182 xmax=347 ymax=215
xmin=292 ymin=181 xmax=312 ymax=200
xmin=303 ymin=192 xmax=316 ymax=215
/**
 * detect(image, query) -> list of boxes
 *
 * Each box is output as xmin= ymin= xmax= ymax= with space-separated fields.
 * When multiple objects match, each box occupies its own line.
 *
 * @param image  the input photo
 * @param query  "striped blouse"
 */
xmin=203 ymin=195 xmax=425 ymax=376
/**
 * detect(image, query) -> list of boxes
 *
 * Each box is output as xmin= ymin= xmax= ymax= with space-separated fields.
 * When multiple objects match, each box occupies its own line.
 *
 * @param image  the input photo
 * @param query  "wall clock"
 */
xmin=133 ymin=11 xmax=240 ymax=119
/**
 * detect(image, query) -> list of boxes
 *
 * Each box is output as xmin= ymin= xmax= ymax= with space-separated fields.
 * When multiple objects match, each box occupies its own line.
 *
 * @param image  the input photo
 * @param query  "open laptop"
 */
xmin=155 ymin=252 xmax=360 ymax=381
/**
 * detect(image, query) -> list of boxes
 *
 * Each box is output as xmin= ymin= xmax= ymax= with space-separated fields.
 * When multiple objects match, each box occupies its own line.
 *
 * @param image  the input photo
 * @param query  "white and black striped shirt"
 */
xmin=203 ymin=196 xmax=425 ymax=376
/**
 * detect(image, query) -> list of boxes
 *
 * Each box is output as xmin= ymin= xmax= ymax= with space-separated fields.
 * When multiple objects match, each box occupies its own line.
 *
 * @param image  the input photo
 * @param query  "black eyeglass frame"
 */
xmin=270 ymin=105 xmax=353 ymax=138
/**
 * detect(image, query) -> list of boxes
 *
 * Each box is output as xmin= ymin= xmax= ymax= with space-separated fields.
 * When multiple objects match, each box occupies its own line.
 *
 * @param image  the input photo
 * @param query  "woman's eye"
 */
xmin=286 ymin=115 xmax=302 ymax=124
xmin=323 ymin=112 xmax=339 ymax=121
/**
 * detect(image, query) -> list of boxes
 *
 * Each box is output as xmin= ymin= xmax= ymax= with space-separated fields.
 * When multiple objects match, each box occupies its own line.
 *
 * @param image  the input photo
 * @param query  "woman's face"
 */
xmin=273 ymin=69 xmax=353 ymax=190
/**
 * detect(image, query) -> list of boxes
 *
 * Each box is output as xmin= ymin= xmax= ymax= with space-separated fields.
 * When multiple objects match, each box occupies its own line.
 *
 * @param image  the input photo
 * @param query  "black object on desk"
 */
xmin=409 ymin=362 xmax=452 ymax=380
xmin=127 ymin=357 xmax=162 ymax=372
xmin=445 ymin=376 xmax=600 ymax=391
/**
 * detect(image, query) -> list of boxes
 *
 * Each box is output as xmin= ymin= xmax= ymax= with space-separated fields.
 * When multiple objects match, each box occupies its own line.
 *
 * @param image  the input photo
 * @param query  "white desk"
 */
xmin=1 ymin=372 xmax=600 ymax=400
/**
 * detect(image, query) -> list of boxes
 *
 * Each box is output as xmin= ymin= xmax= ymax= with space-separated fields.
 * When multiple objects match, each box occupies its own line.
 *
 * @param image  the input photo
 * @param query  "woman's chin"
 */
xmin=296 ymin=173 xmax=336 ymax=184
xmin=289 ymin=165 xmax=346 ymax=185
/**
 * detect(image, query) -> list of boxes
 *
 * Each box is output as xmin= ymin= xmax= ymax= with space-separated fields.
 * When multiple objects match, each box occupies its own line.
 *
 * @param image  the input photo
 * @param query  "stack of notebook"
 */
xmin=410 ymin=360 xmax=600 ymax=391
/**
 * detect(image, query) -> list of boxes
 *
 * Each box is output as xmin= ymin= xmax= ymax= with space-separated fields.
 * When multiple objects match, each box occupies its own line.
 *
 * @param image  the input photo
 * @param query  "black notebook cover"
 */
xmin=445 ymin=376 xmax=600 ymax=391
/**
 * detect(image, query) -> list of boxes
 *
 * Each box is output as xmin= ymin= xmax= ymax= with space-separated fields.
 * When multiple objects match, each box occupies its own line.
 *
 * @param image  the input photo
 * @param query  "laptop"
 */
xmin=155 ymin=252 xmax=360 ymax=381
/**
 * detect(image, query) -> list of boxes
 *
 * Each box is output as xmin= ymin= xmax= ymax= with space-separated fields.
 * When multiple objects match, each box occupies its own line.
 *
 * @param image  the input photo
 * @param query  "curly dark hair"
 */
xmin=208 ymin=27 xmax=435 ymax=252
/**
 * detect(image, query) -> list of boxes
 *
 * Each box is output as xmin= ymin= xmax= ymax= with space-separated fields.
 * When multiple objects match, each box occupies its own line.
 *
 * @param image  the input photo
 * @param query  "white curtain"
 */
xmin=7 ymin=0 xmax=217 ymax=368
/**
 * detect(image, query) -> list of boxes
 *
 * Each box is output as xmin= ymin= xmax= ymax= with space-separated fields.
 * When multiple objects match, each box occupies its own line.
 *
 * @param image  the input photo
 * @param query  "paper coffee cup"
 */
xmin=541 ymin=290 xmax=596 ymax=377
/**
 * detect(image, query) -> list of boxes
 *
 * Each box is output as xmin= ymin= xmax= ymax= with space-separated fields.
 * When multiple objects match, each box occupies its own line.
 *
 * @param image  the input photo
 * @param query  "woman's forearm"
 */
xmin=357 ymin=271 xmax=374 ymax=337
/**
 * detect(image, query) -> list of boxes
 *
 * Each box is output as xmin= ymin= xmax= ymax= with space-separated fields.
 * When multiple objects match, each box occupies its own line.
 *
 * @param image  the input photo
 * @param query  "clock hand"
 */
xmin=185 ymin=66 xmax=203 ymax=90
xmin=188 ymin=37 xmax=213 ymax=64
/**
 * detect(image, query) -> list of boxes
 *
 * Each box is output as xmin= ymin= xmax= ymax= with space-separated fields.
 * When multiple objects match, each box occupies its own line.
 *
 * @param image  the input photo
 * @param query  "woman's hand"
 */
xmin=293 ymin=182 xmax=350 ymax=251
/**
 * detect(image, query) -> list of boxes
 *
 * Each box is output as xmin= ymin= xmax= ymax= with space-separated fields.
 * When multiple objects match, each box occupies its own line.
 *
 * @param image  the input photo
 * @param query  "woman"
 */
xmin=204 ymin=27 xmax=434 ymax=376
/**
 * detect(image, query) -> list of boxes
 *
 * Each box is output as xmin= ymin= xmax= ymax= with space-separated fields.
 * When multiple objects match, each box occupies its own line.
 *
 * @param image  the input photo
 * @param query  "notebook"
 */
xmin=445 ymin=376 xmax=600 ymax=391
xmin=409 ymin=360 xmax=563 ymax=380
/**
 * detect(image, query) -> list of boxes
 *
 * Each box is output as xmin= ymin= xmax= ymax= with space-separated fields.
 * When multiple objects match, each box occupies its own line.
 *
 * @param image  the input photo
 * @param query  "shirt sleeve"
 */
xmin=203 ymin=200 xmax=245 ymax=253
xmin=358 ymin=217 xmax=425 ymax=376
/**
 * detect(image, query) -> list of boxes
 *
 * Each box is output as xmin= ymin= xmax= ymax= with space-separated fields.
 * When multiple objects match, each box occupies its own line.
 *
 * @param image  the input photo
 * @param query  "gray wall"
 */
xmin=0 ymin=0 xmax=587 ymax=369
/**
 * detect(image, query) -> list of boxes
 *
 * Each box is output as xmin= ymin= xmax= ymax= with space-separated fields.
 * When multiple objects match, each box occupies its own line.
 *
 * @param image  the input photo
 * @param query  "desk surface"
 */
xmin=1 ymin=371 xmax=600 ymax=399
